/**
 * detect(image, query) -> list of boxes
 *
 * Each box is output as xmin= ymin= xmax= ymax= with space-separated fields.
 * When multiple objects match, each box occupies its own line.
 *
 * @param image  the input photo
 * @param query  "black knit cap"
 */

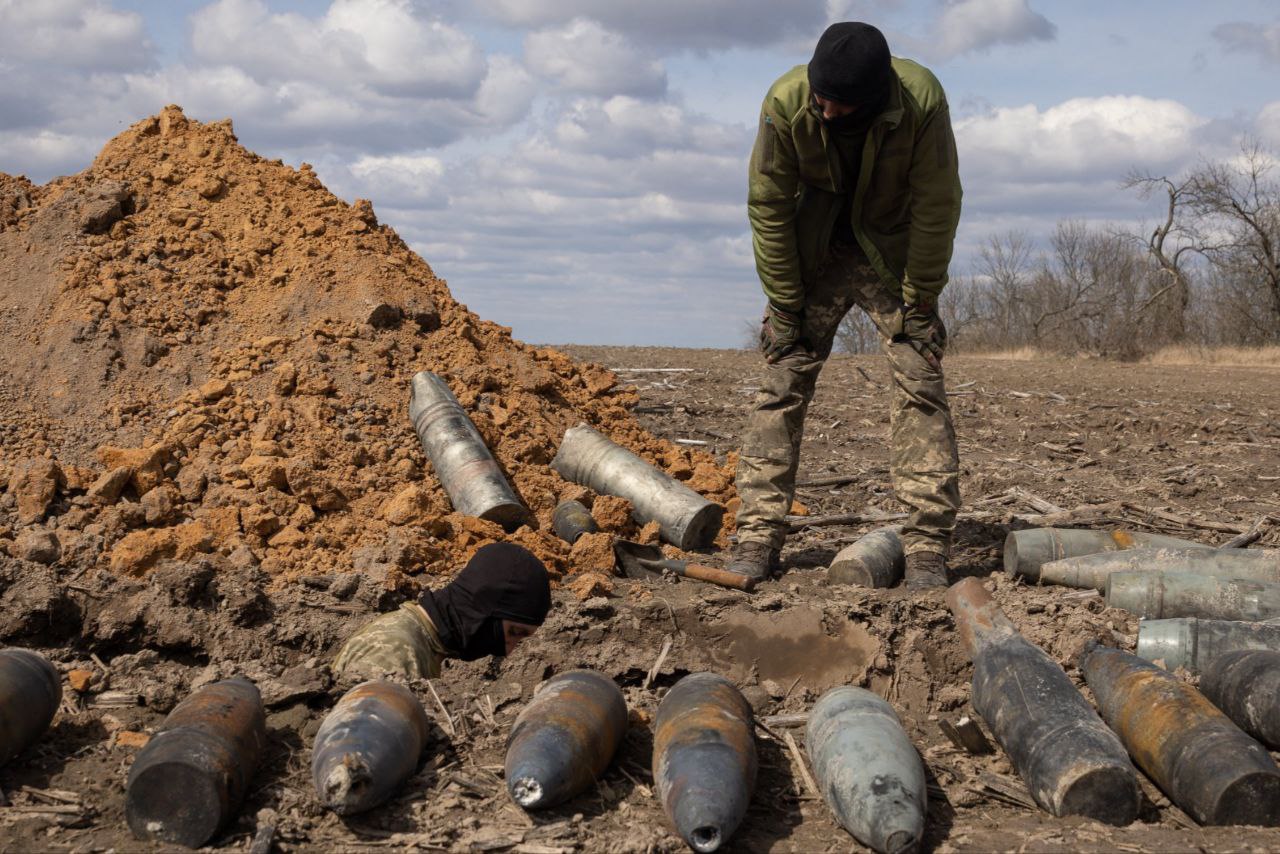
xmin=808 ymin=22 xmax=892 ymax=105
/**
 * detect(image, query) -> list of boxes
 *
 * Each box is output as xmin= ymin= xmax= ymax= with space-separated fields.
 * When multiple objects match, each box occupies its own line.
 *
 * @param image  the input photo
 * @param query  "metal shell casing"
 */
xmin=1106 ymin=571 xmax=1280 ymax=621
xmin=1003 ymin=528 xmax=1207 ymax=583
xmin=0 ymin=648 xmax=62 ymax=767
xmin=1136 ymin=618 xmax=1280 ymax=674
xmin=1039 ymin=547 xmax=1280 ymax=591
xmin=827 ymin=526 xmax=904 ymax=588
xmin=1200 ymin=649 xmax=1280 ymax=750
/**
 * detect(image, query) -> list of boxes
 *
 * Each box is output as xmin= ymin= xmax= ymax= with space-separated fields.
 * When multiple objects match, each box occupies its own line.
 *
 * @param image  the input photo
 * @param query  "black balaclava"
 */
xmin=807 ymin=22 xmax=893 ymax=131
xmin=419 ymin=542 xmax=552 ymax=661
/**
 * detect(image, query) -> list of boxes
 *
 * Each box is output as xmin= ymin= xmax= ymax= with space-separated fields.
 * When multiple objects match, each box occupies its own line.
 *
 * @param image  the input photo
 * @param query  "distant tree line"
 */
xmin=836 ymin=140 xmax=1280 ymax=358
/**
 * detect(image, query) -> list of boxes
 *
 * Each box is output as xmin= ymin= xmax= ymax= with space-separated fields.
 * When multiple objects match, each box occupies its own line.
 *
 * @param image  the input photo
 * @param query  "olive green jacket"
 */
xmin=748 ymin=58 xmax=962 ymax=312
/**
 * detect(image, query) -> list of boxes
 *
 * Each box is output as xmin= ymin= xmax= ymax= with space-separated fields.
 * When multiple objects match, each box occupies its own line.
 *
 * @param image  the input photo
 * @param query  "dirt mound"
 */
xmin=0 ymin=106 xmax=734 ymax=592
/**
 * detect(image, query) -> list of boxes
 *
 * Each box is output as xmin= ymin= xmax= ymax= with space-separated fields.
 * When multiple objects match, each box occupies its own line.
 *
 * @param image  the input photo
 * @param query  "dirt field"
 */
xmin=1 ymin=345 xmax=1278 ymax=853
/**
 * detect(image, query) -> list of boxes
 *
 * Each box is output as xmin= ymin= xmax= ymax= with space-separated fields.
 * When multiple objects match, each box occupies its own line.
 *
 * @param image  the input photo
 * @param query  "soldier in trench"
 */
xmin=728 ymin=22 xmax=963 ymax=589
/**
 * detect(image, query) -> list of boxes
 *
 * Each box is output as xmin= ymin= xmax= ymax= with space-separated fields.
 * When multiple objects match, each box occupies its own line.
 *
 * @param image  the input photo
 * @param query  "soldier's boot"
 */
xmin=726 ymin=541 xmax=781 ymax=582
xmin=904 ymin=551 xmax=949 ymax=591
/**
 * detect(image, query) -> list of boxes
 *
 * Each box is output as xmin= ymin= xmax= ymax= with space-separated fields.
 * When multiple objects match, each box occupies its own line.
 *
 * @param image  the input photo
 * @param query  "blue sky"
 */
xmin=2 ymin=1 xmax=1279 ymax=346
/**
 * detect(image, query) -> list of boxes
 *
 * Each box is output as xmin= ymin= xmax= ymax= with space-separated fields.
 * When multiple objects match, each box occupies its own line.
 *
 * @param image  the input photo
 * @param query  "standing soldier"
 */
xmin=729 ymin=22 xmax=963 ymax=589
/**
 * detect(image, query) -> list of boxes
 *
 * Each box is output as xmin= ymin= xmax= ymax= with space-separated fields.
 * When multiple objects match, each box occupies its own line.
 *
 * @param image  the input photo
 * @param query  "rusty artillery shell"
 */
xmin=0 ymin=648 xmax=61 ymax=766
xmin=1081 ymin=643 xmax=1280 ymax=825
xmin=653 ymin=672 xmax=757 ymax=853
xmin=551 ymin=424 xmax=724 ymax=550
xmin=827 ymin=526 xmax=904 ymax=588
xmin=409 ymin=371 xmax=529 ymax=531
xmin=1200 ymin=650 xmax=1280 ymax=750
xmin=1106 ymin=571 xmax=1280 ymax=621
xmin=1003 ymin=528 xmax=1207 ymax=583
xmin=1137 ymin=618 xmax=1280 ymax=674
xmin=505 ymin=669 xmax=627 ymax=809
xmin=806 ymin=687 xmax=926 ymax=854
xmin=946 ymin=578 xmax=1139 ymax=825
xmin=312 ymin=680 xmax=429 ymax=815
xmin=126 ymin=677 xmax=267 ymax=847
xmin=551 ymin=499 xmax=598 ymax=545
xmin=1041 ymin=547 xmax=1280 ymax=591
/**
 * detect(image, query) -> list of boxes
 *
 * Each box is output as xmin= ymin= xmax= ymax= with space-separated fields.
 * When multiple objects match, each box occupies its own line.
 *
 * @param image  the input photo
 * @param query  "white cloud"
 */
xmin=1259 ymin=101 xmax=1280 ymax=148
xmin=929 ymin=0 xmax=1055 ymax=59
xmin=525 ymin=19 xmax=666 ymax=97
xmin=1213 ymin=19 xmax=1280 ymax=64
xmin=0 ymin=0 xmax=152 ymax=71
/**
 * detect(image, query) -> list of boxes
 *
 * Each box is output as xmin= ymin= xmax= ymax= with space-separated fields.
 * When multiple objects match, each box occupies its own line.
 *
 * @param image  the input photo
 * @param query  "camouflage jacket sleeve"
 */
xmin=902 ymin=102 xmax=963 ymax=307
xmin=747 ymin=104 xmax=805 ymax=315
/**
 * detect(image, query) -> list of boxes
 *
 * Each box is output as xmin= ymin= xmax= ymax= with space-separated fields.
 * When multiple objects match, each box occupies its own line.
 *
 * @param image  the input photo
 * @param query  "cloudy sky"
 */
xmin=3 ymin=1 xmax=1279 ymax=346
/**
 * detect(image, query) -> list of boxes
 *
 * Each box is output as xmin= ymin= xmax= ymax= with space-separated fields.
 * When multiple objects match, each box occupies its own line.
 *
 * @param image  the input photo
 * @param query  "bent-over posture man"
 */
xmin=334 ymin=542 xmax=551 ymax=679
xmin=729 ymin=22 xmax=962 ymax=589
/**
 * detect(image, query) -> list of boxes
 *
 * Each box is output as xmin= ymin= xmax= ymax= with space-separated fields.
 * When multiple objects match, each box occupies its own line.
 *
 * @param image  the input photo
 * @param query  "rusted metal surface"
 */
xmin=505 ymin=669 xmax=627 ymax=810
xmin=946 ymin=579 xmax=1140 ymax=825
xmin=551 ymin=499 xmax=598 ymax=545
xmin=125 ymin=677 xmax=267 ymax=847
xmin=1039 ymin=547 xmax=1280 ymax=590
xmin=1137 ymin=618 xmax=1280 ymax=674
xmin=0 ymin=648 xmax=61 ymax=766
xmin=552 ymin=424 xmax=723 ymax=550
xmin=806 ymin=686 xmax=925 ymax=854
xmin=653 ymin=672 xmax=757 ymax=852
xmin=827 ymin=526 xmax=904 ymax=588
xmin=409 ymin=371 xmax=529 ymax=531
xmin=1003 ymin=528 xmax=1207 ymax=583
xmin=1106 ymin=571 xmax=1280 ymax=621
xmin=1200 ymin=649 xmax=1280 ymax=750
xmin=312 ymin=680 xmax=429 ymax=815
xmin=1081 ymin=644 xmax=1280 ymax=826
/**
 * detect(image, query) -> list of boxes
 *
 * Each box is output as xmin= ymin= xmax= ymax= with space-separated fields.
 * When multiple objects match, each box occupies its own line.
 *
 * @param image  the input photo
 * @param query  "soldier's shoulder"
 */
xmin=891 ymin=57 xmax=948 ymax=111
xmin=762 ymin=65 xmax=810 ymax=120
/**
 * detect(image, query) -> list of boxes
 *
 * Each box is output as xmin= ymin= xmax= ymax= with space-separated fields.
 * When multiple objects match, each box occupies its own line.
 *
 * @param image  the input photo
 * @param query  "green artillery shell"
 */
xmin=1003 ymin=528 xmax=1207 ymax=583
xmin=653 ymin=672 xmax=757 ymax=853
xmin=1039 ymin=547 xmax=1280 ymax=591
xmin=1137 ymin=618 xmax=1280 ymax=674
xmin=125 ymin=677 xmax=267 ymax=848
xmin=505 ymin=669 xmax=627 ymax=809
xmin=947 ymin=578 xmax=1139 ymax=825
xmin=1106 ymin=571 xmax=1280 ymax=621
xmin=806 ymin=686 xmax=925 ymax=854
xmin=0 ymin=648 xmax=61 ymax=766
xmin=1200 ymin=649 xmax=1280 ymax=750
xmin=312 ymin=680 xmax=429 ymax=815
xmin=827 ymin=526 xmax=904 ymax=588
xmin=551 ymin=499 xmax=598 ymax=545
xmin=1081 ymin=643 xmax=1280 ymax=826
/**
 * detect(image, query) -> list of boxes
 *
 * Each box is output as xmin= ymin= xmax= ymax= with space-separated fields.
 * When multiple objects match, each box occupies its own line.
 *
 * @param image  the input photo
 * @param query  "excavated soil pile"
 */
xmin=0 ymin=106 xmax=734 ymax=596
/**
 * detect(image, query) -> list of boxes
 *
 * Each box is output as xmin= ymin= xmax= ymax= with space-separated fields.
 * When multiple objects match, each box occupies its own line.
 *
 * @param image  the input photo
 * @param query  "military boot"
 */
xmin=726 ymin=541 xmax=780 ymax=582
xmin=904 ymin=551 xmax=949 ymax=590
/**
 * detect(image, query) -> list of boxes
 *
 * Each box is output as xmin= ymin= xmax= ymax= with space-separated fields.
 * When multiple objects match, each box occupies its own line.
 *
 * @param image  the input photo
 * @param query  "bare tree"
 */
xmin=1123 ymin=170 xmax=1202 ymax=339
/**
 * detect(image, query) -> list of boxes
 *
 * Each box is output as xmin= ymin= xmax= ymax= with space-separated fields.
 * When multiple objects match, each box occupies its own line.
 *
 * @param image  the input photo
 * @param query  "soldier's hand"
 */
xmin=899 ymin=303 xmax=946 ymax=370
xmin=759 ymin=304 xmax=803 ymax=363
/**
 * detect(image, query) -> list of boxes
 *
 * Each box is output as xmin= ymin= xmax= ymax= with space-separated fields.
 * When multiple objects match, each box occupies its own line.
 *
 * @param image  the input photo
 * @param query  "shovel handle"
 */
xmin=682 ymin=563 xmax=756 ymax=592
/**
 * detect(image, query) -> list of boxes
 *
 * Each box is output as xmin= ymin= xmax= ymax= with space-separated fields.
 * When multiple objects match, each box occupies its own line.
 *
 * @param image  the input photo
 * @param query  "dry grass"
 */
xmin=1143 ymin=345 xmax=1280 ymax=367
xmin=960 ymin=346 xmax=1043 ymax=361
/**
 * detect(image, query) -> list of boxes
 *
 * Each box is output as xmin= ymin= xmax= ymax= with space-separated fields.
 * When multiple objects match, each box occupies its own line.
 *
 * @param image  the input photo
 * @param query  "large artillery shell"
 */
xmin=0 ymin=648 xmax=62 ymax=766
xmin=1003 ymin=528 xmax=1207 ymax=583
xmin=1041 ymin=547 xmax=1280 ymax=591
xmin=653 ymin=672 xmax=757 ymax=853
xmin=409 ymin=371 xmax=529 ymax=531
xmin=551 ymin=499 xmax=598 ymax=545
xmin=312 ymin=680 xmax=429 ymax=815
xmin=1137 ymin=618 xmax=1280 ymax=673
xmin=806 ymin=687 xmax=925 ymax=854
xmin=505 ymin=669 xmax=627 ymax=809
xmin=126 ymin=677 xmax=267 ymax=847
xmin=1081 ymin=643 xmax=1280 ymax=826
xmin=551 ymin=424 xmax=723 ymax=550
xmin=1200 ymin=650 xmax=1280 ymax=749
xmin=946 ymin=578 xmax=1139 ymax=825
xmin=827 ymin=527 xmax=903 ymax=588
xmin=1106 ymin=571 xmax=1280 ymax=621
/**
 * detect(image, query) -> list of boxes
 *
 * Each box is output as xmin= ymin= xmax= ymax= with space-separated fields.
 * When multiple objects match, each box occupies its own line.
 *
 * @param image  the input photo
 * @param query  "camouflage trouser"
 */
xmin=735 ymin=242 xmax=961 ymax=556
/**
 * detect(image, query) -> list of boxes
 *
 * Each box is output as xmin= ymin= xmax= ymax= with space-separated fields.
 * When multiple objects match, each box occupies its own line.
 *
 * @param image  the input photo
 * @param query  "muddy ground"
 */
xmin=1 ymin=347 xmax=1278 ymax=853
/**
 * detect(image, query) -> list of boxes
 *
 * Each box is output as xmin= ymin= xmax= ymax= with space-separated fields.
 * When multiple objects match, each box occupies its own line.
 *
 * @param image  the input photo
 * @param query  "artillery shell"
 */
xmin=312 ymin=680 xmax=429 ymax=815
xmin=827 ymin=527 xmax=904 ymax=588
xmin=653 ymin=672 xmax=757 ymax=852
xmin=1106 ymin=571 xmax=1280 ymax=621
xmin=1040 ymin=546 xmax=1280 ymax=590
xmin=946 ymin=578 xmax=1139 ymax=825
xmin=1003 ymin=528 xmax=1207 ymax=583
xmin=505 ymin=669 xmax=627 ymax=809
xmin=0 ymin=648 xmax=62 ymax=766
xmin=1081 ymin=643 xmax=1280 ymax=826
xmin=1200 ymin=649 xmax=1280 ymax=750
xmin=806 ymin=687 xmax=925 ymax=854
xmin=125 ymin=677 xmax=266 ymax=848
xmin=1137 ymin=618 xmax=1280 ymax=673
xmin=551 ymin=499 xmax=598 ymax=545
